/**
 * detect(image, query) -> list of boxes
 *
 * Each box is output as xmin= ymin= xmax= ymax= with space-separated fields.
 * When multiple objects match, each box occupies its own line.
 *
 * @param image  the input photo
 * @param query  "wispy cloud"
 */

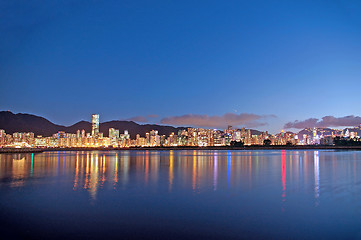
xmin=160 ymin=113 xmax=276 ymax=128
xmin=284 ymin=115 xmax=361 ymax=129
xmin=127 ymin=114 xmax=159 ymax=123
xmin=127 ymin=116 xmax=148 ymax=123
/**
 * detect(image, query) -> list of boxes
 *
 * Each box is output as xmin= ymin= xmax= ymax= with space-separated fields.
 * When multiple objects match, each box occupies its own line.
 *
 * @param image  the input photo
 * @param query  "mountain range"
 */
xmin=0 ymin=111 xmax=185 ymax=137
xmin=0 ymin=111 xmax=263 ymax=137
xmin=6 ymin=111 xmax=359 ymax=139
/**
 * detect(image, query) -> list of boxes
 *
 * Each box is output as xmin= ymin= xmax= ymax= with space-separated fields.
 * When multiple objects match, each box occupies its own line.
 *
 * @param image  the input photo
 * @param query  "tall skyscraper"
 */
xmin=92 ymin=114 xmax=99 ymax=137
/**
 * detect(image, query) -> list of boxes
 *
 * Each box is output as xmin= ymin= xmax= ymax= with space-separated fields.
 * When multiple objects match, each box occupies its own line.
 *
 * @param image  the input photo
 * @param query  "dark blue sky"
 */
xmin=1 ymin=0 xmax=361 ymax=133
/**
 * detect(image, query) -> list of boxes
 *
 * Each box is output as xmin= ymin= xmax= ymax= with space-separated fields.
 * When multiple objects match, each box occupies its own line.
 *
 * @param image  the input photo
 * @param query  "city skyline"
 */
xmin=1 ymin=112 xmax=360 ymax=149
xmin=1 ymin=1 xmax=361 ymax=133
xmin=2 ymin=110 xmax=361 ymax=132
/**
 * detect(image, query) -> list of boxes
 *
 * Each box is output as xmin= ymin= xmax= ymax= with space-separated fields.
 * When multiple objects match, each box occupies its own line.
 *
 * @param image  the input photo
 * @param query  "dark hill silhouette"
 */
xmin=250 ymin=129 xmax=262 ymax=135
xmin=66 ymin=120 xmax=92 ymax=134
xmin=0 ymin=111 xmax=265 ymax=138
xmin=0 ymin=111 xmax=185 ymax=137
xmin=100 ymin=121 xmax=186 ymax=137
xmin=0 ymin=111 xmax=64 ymax=135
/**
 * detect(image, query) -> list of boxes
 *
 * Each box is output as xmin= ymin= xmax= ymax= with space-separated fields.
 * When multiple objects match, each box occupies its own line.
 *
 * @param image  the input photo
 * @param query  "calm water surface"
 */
xmin=1 ymin=150 xmax=361 ymax=239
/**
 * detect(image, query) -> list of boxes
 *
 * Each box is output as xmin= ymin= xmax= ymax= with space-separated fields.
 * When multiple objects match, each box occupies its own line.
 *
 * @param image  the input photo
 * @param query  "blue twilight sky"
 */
xmin=1 ymin=0 xmax=361 ymax=133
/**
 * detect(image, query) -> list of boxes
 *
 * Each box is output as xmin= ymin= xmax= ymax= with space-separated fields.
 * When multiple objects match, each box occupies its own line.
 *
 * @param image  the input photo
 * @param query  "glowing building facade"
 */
xmin=92 ymin=114 xmax=99 ymax=137
xmin=3 ymin=114 xmax=361 ymax=149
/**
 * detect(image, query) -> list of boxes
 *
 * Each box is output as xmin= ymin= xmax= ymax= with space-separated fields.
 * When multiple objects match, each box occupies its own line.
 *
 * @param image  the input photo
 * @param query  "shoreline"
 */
xmin=1 ymin=145 xmax=361 ymax=154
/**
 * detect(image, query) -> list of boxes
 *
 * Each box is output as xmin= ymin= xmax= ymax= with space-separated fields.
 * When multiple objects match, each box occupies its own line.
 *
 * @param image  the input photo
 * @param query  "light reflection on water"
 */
xmin=0 ymin=150 xmax=359 ymax=201
xmin=1 ymin=150 xmax=361 ymax=239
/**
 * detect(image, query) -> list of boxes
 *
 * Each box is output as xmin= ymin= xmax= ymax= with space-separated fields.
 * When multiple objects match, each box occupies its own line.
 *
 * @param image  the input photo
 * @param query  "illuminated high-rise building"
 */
xmin=234 ymin=131 xmax=241 ymax=142
xmin=92 ymin=114 xmax=100 ymax=137
xmin=146 ymin=132 xmax=150 ymax=145
xmin=76 ymin=130 xmax=80 ymax=139
xmin=124 ymin=130 xmax=130 ymax=139
xmin=109 ymin=128 xmax=120 ymax=146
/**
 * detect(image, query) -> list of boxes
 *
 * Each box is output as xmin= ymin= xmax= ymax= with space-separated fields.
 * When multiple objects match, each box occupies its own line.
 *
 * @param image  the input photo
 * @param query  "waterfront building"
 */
xmin=109 ymin=128 xmax=120 ymax=146
xmin=1 ymin=114 xmax=356 ymax=148
xmin=92 ymin=114 xmax=100 ymax=137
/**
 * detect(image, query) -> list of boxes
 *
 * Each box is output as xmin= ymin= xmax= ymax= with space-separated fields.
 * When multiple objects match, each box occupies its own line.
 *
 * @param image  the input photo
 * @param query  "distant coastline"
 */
xmin=1 ymin=145 xmax=361 ymax=154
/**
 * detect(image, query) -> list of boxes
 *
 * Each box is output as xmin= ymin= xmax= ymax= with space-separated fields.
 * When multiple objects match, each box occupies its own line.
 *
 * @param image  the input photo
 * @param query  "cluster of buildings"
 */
xmin=0 ymin=114 xmax=360 ymax=148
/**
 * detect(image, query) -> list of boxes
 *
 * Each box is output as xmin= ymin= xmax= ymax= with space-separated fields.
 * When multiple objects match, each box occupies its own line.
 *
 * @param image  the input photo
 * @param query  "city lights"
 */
xmin=1 ymin=114 xmax=360 ymax=149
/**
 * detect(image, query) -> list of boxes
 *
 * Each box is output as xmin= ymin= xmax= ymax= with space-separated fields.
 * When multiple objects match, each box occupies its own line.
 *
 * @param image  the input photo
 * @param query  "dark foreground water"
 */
xmin=1 ymin=150 xmax=361 ymax=239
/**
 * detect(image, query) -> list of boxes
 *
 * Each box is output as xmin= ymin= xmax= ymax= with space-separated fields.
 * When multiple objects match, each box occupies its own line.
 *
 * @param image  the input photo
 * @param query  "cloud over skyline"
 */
xmin=160 ymin=113 xmax=276 ymax=129
xmin=127 ymin=116 xmax=148 ymax=123
xmin=127 ymin=114 xmax=159 ymax=123
xmin=284 ymin=115 xmax=361 ymax=129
